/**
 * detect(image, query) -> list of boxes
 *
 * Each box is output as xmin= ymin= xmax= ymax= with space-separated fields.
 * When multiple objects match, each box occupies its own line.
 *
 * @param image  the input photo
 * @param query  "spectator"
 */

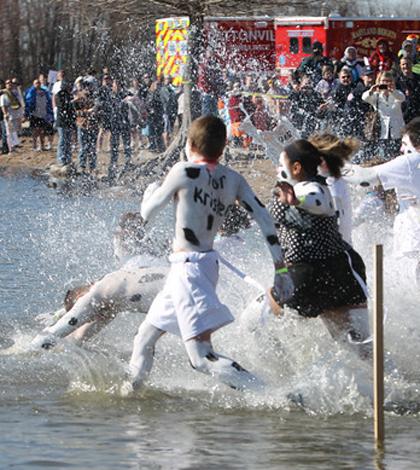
xmin=160 ymin=76 xmax=178 ymax=148
xmin=369 ymin=39 xmax=396 ymax=73
xmin=145 ymin=80 xmax=164 ymax=152
xmin=315 ymin=65 xmax=339 ymax=99
xmin=297 ymin=41 xmax=332 ymax=83
xmin=227 ymin=82 xmax=246 ymax=147
xmin=125 ymin=84 xmax=146 ymax=152
xmin=330 ymin=67 xmax=355 ymax=135
xmin=398 ymin=39 xmax=418 ymax=64
xmin=0 ymin=79 xmax=23 ymax=152
xmin=251 ymin=95 xmax=272 ymax=132
xmin=338 ymin=46 xmax=363 ymax=82
xmin=84 ymin=67 xmax=99 ymax=91
xmin=55 ymin=80 xmax=76 ymax=167
xmin=38 ymin=73 xmax=54 ymax=150
xmin=346 ymin=66 xmax=376 ymax=142
xmin=198 ymin=51 xmax=225 ymax=116
xmin=25 ymin=78 xmax=53 ymax=151
xmin=51 ymin=70 xmax=65 ymax=119
xmin=0 ymin=80 xmax=8 ymax=154
xmin=11 ymin=78 xmax=25 ymax=135
xmin=96 ymin=74 xmax=113 ymax=153
xmin=362 ymin=70 xmax=405 ymax=160
xmin=397 ymin=57 xmax=420 ymax=123
xmin=109 ymin=79 xmax=132 ymax=181
xmin=73 ymin=81 xmax=99 ymax=174
xmin=289 ymin=73 xmax=323 ymax=138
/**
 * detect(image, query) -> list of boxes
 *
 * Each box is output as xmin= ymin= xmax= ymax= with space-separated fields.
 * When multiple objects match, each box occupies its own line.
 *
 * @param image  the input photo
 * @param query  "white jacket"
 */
xmin=362 ymin=89 xmax=405 ymax=139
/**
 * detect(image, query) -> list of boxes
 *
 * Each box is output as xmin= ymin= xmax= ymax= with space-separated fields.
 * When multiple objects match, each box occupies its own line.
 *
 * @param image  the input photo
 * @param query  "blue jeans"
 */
xmin=109 ymin=128 xmax=131 ymax=178
xmin=1 ymin=121 xmax=8 ymax=151
xmin=56 ymin=127 xmax=73 ymax=165
xmin=78 ymin=127 xmax=98 ymax=170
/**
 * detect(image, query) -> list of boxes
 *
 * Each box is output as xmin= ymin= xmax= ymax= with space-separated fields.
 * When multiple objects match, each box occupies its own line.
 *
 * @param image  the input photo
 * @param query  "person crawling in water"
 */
xmin=30 ymin=212 xmax=169 ymax=349
xmin=267 ymin=139 xmax=371 ymax=359
xmin=30 ymin=204 xmax=252 ymax=350
xmin=123 ymin=115 xmax=294 ymax=394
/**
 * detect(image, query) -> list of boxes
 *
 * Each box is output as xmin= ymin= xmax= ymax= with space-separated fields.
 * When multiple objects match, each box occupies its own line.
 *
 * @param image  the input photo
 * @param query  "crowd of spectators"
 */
xmin=0 ymin=34 xmax=419 ymax=180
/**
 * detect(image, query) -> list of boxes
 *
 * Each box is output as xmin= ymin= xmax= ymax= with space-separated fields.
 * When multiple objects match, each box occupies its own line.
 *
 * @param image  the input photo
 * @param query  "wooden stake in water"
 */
xmin=373 ymin=244 xmax=384 ymax=448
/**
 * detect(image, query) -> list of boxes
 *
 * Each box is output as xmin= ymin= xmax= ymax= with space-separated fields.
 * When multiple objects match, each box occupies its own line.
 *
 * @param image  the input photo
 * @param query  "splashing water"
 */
xmin=1 ymin=174 xmax=420 ymax=420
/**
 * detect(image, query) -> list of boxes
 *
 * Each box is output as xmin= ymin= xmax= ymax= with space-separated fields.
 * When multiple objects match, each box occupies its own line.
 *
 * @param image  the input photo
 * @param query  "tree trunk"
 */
xmin=161 ymin=13 xmax=204 ymax=169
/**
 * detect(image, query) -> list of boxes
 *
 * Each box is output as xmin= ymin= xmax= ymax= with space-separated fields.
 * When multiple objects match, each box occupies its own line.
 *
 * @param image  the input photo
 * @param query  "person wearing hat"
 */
xmin=369 ymin=38 xmax=396 ymax=73
xmin=345 ymin=66 xmax=376 ymax=144
xmin=297 ymin=41 xmax=333 ymax=84
xmin=397 ymin=57 xmax=420 ymax=123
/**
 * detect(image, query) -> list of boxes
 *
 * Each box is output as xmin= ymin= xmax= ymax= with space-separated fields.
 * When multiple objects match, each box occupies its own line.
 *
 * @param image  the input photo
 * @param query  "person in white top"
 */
xmin=51 ymin=70 xmax=65 ymax=120
xmin=362 ymin=70 xmax=405 ymax=160
xmin=124 ymin=116 xmax=294 ymax=394
xmin=0 ymin=79 xmax=23 ymax=151
xmin=344 ymin=118 xmax=420 ymax=280
xmin=309 ymin=133 xmax=359 ymax=246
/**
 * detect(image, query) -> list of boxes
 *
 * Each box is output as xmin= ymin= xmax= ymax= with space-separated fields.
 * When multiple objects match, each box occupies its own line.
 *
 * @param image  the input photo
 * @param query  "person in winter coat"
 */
xmin=160 ymin=76 xmax=178 ymax=149
xmin=362 ymin=70 xmax=405 ymax=160
xmin=73 ymin=82 xmax=99 ymax=173
xmin=25 ymin=78 xmax=53 ymax=151
xmin=297 ymin=41 xmax=333 ymax=84
xmin=55 ymin=80 xmax=76 ymax=166
xmin=109 ymin=79 xmax=132 ymax=181
xmin=369 ymin=39 xmax=396 ymax=74
xmin=397 ymin=57 xmax=420 ymax=123
xmin=145 ymin=80 xmax=164 ymax=152
xmin=338 ymin=46 xmax=364 ymax=83
xmin=289 ymin=74 xmax=324 ymax=138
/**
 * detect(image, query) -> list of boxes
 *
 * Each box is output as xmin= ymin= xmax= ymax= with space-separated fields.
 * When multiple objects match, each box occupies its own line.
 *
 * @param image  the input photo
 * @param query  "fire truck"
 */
xmin=156 ymin=16 xmax=275 ymax=85
xmin=275 ymin=16 xmax=420 ymax=78
xmin=156 ymin=15 xmax=420 ymax=84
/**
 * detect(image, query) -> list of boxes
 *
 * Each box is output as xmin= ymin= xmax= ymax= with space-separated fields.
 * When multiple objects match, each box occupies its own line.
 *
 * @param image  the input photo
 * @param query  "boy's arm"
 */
xmin=140 ymin=163 xmax=185 ymax=222
xmin=236 ymin=175 xmax=284 ymax=266
xmin=237 ymin=176 xmax=294 ymax=303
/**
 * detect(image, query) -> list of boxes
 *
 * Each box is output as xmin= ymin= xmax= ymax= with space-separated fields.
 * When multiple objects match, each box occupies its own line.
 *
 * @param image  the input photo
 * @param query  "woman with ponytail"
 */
xmin=269 ymin=139 xmax=371 ymax=358
xmin=309 ymin=133 xmax=359 ymax=245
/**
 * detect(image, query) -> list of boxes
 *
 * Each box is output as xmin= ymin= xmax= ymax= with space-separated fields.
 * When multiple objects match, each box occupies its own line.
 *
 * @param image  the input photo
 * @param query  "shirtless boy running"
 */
xmin=124 ymin=116 xmax=293 ymax=393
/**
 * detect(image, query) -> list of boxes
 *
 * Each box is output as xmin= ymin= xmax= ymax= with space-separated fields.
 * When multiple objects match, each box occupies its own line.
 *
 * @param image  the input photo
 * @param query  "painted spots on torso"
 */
xmin=183 ymin=227 xmax=200 ymax=246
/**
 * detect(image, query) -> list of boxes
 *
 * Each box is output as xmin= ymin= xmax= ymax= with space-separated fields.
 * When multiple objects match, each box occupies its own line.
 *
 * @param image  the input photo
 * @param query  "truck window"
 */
xmin=289 ymin=38 xmax=299 ymax=54
xmin=302 ymin=37 xmax=312 ymax=54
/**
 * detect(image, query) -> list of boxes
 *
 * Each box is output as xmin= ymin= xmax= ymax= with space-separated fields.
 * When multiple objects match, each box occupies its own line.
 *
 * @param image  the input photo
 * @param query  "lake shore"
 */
xmin=0 ymin=135 xmax=277 ymax=200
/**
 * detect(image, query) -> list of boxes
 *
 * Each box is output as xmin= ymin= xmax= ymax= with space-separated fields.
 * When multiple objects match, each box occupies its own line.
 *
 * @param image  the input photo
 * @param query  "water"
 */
xmin=1 ymin=175 xmax=420 ymax=469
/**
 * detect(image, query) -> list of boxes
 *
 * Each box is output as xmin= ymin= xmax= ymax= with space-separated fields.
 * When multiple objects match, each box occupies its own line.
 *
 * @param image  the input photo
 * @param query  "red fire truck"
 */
xmin=156 ymin=16 xmax=276 ymax=84
xmin=275 ymin=16 xmax=420 ymax=78
xmin=157 ymin=15 xmax=420 ymax=84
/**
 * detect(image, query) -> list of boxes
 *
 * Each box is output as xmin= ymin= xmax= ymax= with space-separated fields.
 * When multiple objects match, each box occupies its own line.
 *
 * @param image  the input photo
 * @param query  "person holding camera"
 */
xmin=362 ymin=71 xmax=405 ymax=161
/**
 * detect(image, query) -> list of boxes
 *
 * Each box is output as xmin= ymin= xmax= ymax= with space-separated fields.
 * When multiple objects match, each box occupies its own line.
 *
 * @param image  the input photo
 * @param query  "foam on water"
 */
xmin=1 ymin=176 xmax=420 ymax=417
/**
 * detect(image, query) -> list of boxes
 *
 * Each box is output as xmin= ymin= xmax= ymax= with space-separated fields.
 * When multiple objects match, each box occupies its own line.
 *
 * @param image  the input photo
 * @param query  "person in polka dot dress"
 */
xmin=268 ymin=139 xmax=371 ymax=358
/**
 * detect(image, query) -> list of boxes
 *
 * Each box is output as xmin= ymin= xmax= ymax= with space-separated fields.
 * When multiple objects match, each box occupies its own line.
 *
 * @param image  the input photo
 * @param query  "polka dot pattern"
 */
xmin=270 ymin=198 xmax=345 ymax=264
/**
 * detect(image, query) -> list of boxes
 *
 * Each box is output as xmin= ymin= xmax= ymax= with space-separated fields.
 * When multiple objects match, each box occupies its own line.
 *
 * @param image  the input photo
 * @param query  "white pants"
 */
xmin=147 ymin=251 xmax=234 ymax=341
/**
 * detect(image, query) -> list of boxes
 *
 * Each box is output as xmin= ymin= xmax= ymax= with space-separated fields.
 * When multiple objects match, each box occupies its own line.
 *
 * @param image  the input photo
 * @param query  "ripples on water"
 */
xmin=1 ymin=175 xmax=420 ymax=469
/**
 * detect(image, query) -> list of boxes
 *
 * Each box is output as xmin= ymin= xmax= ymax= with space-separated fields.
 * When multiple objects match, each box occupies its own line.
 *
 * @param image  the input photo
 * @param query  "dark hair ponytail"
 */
xmin=284 ymin=140 xmax=322 ymax=177
xmin=309 ymin=133 xmax=359 ymax=178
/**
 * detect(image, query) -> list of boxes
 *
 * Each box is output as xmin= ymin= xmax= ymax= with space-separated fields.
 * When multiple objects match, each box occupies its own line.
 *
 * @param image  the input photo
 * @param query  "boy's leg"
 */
xmin=183 ymin=331 xmax=262 ymax=391
xmin=128 ymin=319 xmax=165 ymax=390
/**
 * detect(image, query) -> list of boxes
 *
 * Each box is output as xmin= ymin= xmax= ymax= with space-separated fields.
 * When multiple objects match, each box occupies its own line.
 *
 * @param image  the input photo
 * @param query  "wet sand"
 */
xmin=0 ymin=134 xmax=277 ymax=200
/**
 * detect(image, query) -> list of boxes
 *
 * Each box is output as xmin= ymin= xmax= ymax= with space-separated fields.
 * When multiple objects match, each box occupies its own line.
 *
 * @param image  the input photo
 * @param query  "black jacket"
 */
xmin=55 ymin=89 xmax=76 ymax=128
